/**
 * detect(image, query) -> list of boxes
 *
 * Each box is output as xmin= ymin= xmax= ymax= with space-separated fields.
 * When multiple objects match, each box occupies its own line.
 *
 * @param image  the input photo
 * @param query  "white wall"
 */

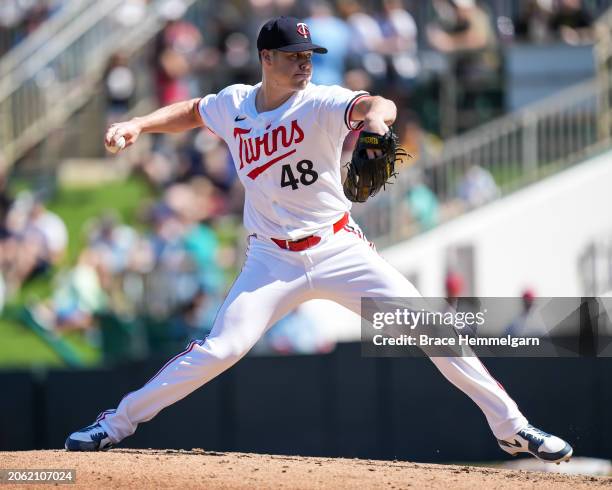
xmin=304 ymin=149 xmax=612 ymax=341
xmin=383 ymin=149 xmax=612 ymax=297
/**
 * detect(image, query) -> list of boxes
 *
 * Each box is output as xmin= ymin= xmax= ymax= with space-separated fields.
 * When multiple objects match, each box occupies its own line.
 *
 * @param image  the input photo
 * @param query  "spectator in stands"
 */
xmin=392 ymin=112 xmax=441 ymax=234
xmin=25 ymin=194 xmax=68 ymax=266
xmin=222 ymin=31 xmax=253 ymax=83
xmin=505 ymin=288 xmax=548 ymax=337
xmin=513 ymin=0 xmax=556 ymax=43
xmin=31 ymin=248 xmax=109 ymax=332
xmin=146 ymin=201 xmax=186 ymax=265
xmin=126 ymin=233 xmax=156 ymax=277
xmin=0 ymin=1 xmax=23 ymax=31
xmin=444 ymin=269 xmax=486 ymax=338
xmin=445 ymin=269 xmax=464 ymax=310
xmin=376 ymin=0 xmax=420 ymax=92
xmin=164 ymin=183 xmax=224 ymax=293
xmin=549 ymin=0 xmax=594 ymax=45
xmin=338 ymin=0 xmax=386 ymax=80
xmin=405 ymin=172 xmax=440 ymax=232
xmin=135 ymin=202 xmax=194 ymax=317
xmin=457 ymin=164 xmax=500 ymax=208
xmin=139 ymin=140 xmax=181 ymax=188
xmin=113 ymin=0 xmax=147 ymax=28
xmin=3 ymin=192 xmax=68 ymax=291
xmin=343 ymin=63 xmax=374 ymax=93
xmin=153 ymin=0 xmax=203 ymax=106
xmin=427 ymin=0 xmax=499 ymax=81
xmin=247 ymin=0 xmax=298 ymax=22
xmin=87 ymin=212 xmax=138 ymax=275
xmin=305 ymin=0 xmax=351 ymax=86
xmin=338 ymin=0 xmax=419 ymax=94
xmin=192 ymin=129 xmax=237 ymax=194
xmin=103 ymin=53 xmax=136 ymax=125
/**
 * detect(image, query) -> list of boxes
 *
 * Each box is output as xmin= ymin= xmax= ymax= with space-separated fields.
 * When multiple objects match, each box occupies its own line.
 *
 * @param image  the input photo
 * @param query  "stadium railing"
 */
xmin=0 ymin=0 xmax=201 ymax=170
xmin=0 ymin=0 xmax=98 ymax=78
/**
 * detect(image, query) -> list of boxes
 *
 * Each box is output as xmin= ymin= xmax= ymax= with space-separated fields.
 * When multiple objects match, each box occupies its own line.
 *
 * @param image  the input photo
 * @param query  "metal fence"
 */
xmin=355 ymin=9 xmax=612 ymax=247
xmin=0 ymin=1 xmax=90 ymax=59
xmin=0 ymin=0 xmax=97 ymax=78
xmin=0 ymin=0 xmax=202 ymax=171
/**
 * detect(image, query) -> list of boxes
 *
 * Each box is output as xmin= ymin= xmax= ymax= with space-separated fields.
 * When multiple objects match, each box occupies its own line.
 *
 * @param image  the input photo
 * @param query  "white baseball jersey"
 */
xmin=198 ymin=82 xmax=369 ymax=239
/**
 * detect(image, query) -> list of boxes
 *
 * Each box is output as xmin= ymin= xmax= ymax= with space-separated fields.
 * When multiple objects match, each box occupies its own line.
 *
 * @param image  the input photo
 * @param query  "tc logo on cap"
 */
xmin=296 ymin=23 xmax=310 ymax=39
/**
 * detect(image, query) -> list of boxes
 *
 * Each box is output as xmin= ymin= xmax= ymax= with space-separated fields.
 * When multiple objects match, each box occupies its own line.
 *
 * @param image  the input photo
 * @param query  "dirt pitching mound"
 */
xmin=1 ymin=450 xmax=610 ymax=489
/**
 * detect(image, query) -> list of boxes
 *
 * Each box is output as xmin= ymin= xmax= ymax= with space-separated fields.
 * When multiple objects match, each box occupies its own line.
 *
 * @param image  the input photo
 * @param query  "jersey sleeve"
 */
xmin=197 ymin=87 xmax=235 ymax=138
xmin=315 ymin=85 xmax=370 ymax=141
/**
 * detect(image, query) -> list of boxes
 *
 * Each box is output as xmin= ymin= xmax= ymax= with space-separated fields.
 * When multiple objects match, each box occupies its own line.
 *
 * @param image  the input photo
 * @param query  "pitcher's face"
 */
xmin=262 ymin=49 xmax=313 ymax=91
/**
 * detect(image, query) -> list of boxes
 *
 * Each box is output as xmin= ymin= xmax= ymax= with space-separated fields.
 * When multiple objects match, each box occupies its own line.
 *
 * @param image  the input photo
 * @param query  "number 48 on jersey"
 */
xmin=280 ymin=160 xmax=318 ymax=190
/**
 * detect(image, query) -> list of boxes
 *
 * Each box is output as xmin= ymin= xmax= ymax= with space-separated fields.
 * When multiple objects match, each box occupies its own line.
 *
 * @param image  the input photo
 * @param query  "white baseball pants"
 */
xmin=97 ymin=217 xmax=528 ymax=443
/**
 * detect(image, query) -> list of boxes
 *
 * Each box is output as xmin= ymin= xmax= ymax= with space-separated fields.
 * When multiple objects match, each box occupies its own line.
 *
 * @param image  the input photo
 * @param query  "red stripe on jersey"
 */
xmin=144 ymin=341 xmax=198 ymax=386
xmin=247 ymin=148 xmax=296 ymax=180
xmin=347 ymin=94 xmax=371 ymax=130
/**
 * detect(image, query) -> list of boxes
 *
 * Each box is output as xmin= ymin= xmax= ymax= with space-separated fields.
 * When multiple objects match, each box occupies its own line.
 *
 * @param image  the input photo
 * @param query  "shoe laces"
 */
xmin=519 ymin=425 xmax=550 ymax=444
xmin=82 ymin=423 xmax=107 ymax=440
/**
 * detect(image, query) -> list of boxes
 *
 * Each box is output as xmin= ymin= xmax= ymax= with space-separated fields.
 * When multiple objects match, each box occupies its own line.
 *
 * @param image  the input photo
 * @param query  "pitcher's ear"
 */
xmin=260 ymin=49 xmax=274 ymax=64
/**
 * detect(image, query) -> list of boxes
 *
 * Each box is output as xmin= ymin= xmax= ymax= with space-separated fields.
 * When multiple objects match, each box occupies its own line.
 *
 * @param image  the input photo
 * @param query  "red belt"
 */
xmin=271 ymin=213 xmax=349 ymax=252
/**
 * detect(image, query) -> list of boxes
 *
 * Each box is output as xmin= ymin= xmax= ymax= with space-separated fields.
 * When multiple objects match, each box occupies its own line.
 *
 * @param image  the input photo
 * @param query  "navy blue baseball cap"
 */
xmin=257 ymin=16 xmax=327 ymax=54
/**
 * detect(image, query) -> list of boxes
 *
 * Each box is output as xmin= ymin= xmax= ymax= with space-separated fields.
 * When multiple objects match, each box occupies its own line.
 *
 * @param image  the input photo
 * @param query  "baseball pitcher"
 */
xmin=65 ymin=16 xmax=572 ymax=464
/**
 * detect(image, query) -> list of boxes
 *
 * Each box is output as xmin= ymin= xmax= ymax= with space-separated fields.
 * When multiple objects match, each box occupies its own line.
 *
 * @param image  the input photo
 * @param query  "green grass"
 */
xmin=0 ymin=314 xmax=101 ymax=368
xmin=0 ymin=177 xmax=153 ymax=369
xmin=47 ymin=178 xmax=152 ymax=265
xmin=490 ymin=163 xmax=525 ymax=191
xmin=0 ymin=317 xmax=63 ymax=367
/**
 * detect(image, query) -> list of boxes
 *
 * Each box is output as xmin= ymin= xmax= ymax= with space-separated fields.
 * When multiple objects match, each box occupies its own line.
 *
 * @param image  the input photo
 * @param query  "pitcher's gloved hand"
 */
xmin=343 ymin=128 xmax=411 ymax=203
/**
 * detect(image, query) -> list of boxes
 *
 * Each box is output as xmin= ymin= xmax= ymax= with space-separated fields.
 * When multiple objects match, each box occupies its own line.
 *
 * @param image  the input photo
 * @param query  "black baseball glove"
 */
xmin=343 ymin=128 xmax=410 ymax=203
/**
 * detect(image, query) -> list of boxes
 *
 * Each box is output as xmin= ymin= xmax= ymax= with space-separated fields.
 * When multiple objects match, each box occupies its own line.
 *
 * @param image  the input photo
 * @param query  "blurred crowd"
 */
xmin=0 ymin=0 xmax=604 ymax=360
xmin=0 ymin=179 xmax=68 ymax=307
xmin=513 ymin=0 xmax=595 ymax=44
xmin=30 ymin=192 xmax=230 ymax=341
xmin=0 ymin=0 xmax=68 ymax=57
xmin=103 ymin=0 xmax=599 ymax=131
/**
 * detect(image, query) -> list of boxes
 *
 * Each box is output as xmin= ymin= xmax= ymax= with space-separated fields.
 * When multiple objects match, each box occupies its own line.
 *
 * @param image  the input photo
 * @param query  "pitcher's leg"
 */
xmin=83 ymin=251 xmax=308 ymax=445
xmin=427 ymin=357 xmax=526 ymax=439
xmin=317 ymin=232 xmax=527 ymax=440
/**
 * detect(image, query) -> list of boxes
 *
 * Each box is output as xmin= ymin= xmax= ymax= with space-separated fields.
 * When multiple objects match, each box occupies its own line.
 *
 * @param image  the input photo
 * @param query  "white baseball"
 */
xmin=106 ymin=135 xmax=126 ymax=154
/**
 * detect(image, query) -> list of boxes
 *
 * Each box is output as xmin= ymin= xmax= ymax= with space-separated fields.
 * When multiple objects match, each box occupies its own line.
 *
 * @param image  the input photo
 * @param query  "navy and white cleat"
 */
xmin=65 ymin=423 xmax=113 ymax=451
xmin=498 ymin=424 xmax=573 ymax=464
